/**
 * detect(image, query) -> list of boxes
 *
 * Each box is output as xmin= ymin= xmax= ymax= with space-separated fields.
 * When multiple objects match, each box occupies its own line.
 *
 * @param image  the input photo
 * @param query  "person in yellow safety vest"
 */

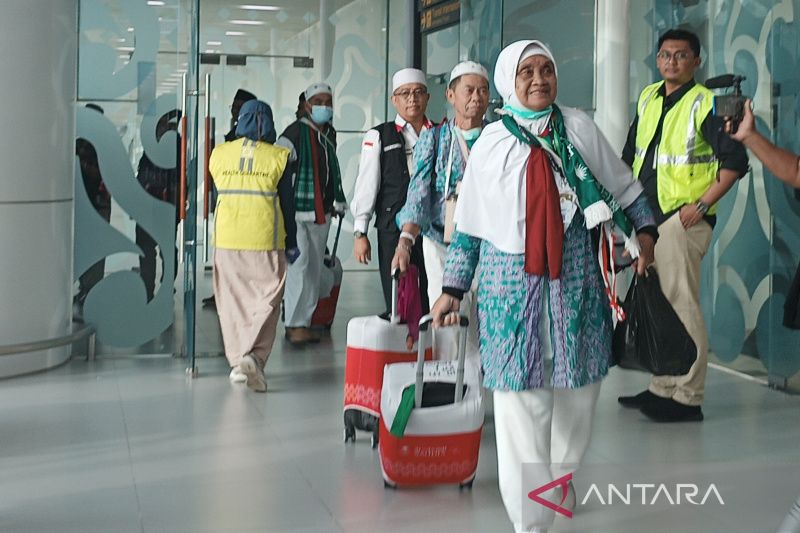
xmin=617 ymin=29 xmax=749 ymax=422
xmin=210 ymin=99 xmax=300 ymax=393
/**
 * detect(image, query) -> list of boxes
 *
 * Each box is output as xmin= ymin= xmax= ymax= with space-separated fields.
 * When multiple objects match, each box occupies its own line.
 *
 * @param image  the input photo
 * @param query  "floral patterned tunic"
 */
xmin=443 ymin=196 xmax=655 ymax=391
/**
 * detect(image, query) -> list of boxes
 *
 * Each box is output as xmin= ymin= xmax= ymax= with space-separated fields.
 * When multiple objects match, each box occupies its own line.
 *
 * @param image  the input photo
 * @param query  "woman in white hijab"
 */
xmin=431 ymin=40 xmax=658 ymax=532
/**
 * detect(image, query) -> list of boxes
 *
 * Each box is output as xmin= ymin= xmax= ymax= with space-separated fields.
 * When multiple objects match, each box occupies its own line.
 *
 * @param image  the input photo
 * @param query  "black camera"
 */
xmin=707 ymin=74 xmax=748 ymax=131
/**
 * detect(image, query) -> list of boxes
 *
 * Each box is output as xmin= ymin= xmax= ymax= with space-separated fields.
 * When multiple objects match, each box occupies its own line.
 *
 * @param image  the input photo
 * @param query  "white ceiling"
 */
xmin=149 ymin=0 xmax=362 ymax=56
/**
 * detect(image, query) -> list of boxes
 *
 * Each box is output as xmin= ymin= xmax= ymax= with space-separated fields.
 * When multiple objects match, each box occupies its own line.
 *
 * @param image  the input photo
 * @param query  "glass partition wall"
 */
xmin=76 ymin=0 xmax=397 ymax=364
xmin=74 ymin=1 xmax=800 ymax=389
xmin=76 ymin=0 xmax=196 ymax=361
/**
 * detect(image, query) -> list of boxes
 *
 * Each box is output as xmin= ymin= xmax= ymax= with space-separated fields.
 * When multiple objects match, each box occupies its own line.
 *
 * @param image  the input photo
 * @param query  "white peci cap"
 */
xmin=448 ymin=61 xmax=489 ymax=84
xmin=392 ymin=68 xmax=427 ymax=92
xmin=304 ymin=82 xmax=332 ymax=100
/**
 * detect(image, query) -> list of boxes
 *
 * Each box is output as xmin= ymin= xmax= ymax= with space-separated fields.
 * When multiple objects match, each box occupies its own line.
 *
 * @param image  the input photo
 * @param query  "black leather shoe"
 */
xmin=640 ymin=398 xmax=704 ymax=422
xmin=618 ymin=390 xmax=662 ymax=408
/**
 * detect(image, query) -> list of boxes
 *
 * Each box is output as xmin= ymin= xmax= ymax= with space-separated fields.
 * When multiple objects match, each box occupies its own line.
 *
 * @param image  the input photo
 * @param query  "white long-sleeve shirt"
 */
xmin=350 ymin=115 xmax=431 ymax=234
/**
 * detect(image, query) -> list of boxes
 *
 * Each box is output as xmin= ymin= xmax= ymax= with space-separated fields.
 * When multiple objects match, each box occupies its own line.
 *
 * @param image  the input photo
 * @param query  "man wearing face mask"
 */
xmin=391 ymin=61 xmax=489 ymax=350
xmin=351 ymin=68 xmax=433 ymax=315
xmin=277 ymin=82 xmax=347 ymax=346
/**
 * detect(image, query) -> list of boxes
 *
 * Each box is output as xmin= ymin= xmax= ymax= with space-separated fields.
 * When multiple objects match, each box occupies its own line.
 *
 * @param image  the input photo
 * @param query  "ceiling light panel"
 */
xmin=239 ymin=4 xmax=280 ymax=11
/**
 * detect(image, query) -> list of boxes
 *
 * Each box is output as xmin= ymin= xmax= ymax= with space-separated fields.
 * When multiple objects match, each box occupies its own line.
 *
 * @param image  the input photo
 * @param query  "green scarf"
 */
xmin=501 ymin=105 xmax=634 ymax=238
xmin=295 ymin=120 xmax=346 ymax=213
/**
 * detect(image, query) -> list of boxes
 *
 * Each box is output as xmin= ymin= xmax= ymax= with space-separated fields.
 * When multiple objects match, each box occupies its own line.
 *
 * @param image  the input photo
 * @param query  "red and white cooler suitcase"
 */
xmin=379 ymin=315 xmax=484 ymax=489
xmin=311 ymin=214 xmax=344 ymax=329
xmin=343 ymin=274 xmax=433 ymax=447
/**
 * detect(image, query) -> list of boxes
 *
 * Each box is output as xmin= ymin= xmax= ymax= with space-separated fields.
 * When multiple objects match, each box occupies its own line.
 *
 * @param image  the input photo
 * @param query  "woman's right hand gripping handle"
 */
xmin=430 ymin=292 xmax=462 ymax=328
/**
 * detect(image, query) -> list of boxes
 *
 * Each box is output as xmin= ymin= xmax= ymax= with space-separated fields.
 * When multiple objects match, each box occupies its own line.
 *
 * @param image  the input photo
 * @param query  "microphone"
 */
xmin=705 ymin=74 xmax=745 ymax=89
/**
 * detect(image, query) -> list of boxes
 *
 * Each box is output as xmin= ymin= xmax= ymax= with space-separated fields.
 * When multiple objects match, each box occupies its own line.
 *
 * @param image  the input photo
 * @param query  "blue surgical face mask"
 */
xmin=310 ymin=105 xmax=333 ymax=125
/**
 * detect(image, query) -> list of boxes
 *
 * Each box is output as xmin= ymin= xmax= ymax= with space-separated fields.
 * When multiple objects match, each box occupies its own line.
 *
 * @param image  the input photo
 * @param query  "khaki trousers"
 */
xmin=214 ymin=248 xmax=287 ymax=370
xmin=649 ymin=213 xmax=713 ymax=406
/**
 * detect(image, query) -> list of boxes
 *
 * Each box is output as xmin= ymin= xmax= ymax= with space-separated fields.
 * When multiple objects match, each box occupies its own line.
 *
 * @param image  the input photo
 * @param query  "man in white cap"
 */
xmin=351 ymin=68 xmax=433 ymax=315
xmin=392 ymin=61 xmax=490 ymax=338
xmin=277 ymin=82 xmax=347 ymax=345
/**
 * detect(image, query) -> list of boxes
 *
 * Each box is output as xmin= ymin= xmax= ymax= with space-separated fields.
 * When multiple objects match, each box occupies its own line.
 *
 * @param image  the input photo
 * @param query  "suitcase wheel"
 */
xmin=383 ymin=480 xmax=396 ymax=490
xmin=344 ymin=426 xmax=356 ymax=443
xmin=459 ymin=480 xmax=474 ymax=491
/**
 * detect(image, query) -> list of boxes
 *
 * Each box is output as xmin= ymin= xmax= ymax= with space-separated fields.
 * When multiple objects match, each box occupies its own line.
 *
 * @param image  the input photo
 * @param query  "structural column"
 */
xmin=594 ymin=0 xmax=631 ymax=153
xmin=0 ymin=1 xmax=78 ymax=377
xmin=319 ymin=0 xmax=333 ymax=80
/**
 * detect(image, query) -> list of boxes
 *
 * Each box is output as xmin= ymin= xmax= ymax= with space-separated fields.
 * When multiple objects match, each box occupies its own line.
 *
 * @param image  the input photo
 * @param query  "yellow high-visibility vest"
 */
xmin=632 ymin=81 xmax=719 ymax=214
xmin=210 ymin=138 xmax=290 ymax=250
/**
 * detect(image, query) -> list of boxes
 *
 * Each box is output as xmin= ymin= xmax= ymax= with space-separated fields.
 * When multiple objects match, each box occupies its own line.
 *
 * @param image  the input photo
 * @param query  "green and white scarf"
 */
xmin=296 ymin=119 xmax=346 ymax=213
xmin=501 ymin=104 xmax=635 ymax=239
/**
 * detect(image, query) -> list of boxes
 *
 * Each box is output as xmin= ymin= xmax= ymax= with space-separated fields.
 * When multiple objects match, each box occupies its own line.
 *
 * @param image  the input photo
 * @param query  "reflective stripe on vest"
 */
xmin=216 ymin=189 xmax=280 ymax=249
xmin=631 ymin=82 xmax=719 ymax=214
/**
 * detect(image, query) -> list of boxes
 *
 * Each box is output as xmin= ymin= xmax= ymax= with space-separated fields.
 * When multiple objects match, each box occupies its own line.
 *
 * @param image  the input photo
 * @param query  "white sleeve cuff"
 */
xmin=353 ymin=216 xmax=370 ymax=234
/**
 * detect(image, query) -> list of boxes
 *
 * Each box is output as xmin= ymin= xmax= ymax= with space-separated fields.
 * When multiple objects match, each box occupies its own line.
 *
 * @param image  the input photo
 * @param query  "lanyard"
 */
xmin=444 ymin=128 xmax=471 ymax=199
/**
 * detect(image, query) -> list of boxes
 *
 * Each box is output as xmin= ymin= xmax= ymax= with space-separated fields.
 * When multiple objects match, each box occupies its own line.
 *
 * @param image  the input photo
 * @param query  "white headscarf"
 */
xmin=495 ymin=40 xmax=558 ymax=111
xmin=453 ymin=40 xmax=644 ymax=254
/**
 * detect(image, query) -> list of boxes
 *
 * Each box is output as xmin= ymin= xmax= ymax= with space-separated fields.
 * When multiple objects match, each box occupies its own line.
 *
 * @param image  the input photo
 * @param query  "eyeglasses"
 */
xmin=393 ymin=88 xmax=428 ymax=100
xmin=656 ymin=50 xmax=693 ymax=62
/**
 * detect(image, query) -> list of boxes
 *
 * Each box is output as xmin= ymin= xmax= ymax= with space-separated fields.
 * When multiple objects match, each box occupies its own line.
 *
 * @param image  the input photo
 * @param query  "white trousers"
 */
xmin=494 ymin=382 xmax=602 ymax=533
xmin=422 ymin=237 xmax=479 ymax=361
xmin=284 ymin=217 xmax=331 ymax=327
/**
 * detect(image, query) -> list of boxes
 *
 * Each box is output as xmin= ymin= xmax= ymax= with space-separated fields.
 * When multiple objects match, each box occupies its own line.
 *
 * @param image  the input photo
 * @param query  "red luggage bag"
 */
xmin=311 ymin=214 xmax=343 ymax=329
xmin=343 ymin=273 xmax=432 ymax=447
xmin=379 ymin=315 xmax=484 ymax=489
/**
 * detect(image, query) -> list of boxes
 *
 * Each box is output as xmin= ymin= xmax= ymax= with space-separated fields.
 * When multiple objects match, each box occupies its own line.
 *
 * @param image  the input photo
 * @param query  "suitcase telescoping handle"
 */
xmin=390 ymin=269 xmax=400 ymax=324
xmin=330 ymin=211 xmax=344 ymax=260
xmin=415 ymin=314 xmax=469 ymax=408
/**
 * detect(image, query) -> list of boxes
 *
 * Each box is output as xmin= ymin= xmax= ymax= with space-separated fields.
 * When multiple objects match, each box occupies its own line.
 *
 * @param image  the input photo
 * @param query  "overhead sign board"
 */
xmin=420 ymin=0 xmax=460 ymax=34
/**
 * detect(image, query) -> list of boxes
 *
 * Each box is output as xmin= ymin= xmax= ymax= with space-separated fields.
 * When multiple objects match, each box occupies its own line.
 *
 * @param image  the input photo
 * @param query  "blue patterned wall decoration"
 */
xmin=646 ymin=0 xmax=800 ymax=381
xmin=632 ymin=1 xmax=800 ymax=383
xmin=76 ymin=0 xmax=181 ymax=347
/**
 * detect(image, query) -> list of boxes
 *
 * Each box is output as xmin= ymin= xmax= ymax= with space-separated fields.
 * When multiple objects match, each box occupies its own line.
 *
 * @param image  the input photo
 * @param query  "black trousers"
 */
xmin=376 ymin=227 xmax=429 ymax=316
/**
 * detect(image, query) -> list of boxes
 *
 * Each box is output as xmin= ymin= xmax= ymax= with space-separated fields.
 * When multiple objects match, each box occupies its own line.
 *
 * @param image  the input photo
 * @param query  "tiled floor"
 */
xmin=3 ymin=271 xmax=800 ymax=533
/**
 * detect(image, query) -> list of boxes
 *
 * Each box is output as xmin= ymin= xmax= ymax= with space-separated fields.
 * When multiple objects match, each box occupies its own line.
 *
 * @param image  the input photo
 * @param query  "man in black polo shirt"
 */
xmin=618 ymin=29 xmax=749 ymax=422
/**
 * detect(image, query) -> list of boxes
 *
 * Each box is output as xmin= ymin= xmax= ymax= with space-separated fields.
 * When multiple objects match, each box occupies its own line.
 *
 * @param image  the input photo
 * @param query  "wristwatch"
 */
xmin=695 ymin=200 xmax=710 ymax=215
xmin=353 ymin=230 xmax=367 ymax=239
